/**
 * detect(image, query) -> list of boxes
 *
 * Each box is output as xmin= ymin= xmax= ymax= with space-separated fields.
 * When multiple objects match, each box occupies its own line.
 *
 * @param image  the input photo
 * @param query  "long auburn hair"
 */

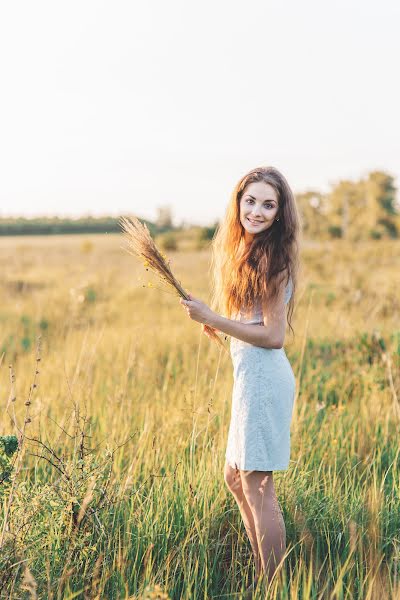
xmin=209 ymin=166 xmax=301 ymax=338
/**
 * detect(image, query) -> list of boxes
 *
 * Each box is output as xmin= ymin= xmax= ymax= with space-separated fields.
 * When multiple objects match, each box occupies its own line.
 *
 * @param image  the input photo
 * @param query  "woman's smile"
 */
xmin=247 ymin=217 xmax=264 ymax=225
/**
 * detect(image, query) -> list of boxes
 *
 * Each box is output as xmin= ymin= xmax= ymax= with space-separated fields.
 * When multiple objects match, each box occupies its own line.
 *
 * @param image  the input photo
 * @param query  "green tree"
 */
xmin=326 ymin=171 xmax=399 ymax=241
xmin=364 ymin=171 xmax=399 ymax=239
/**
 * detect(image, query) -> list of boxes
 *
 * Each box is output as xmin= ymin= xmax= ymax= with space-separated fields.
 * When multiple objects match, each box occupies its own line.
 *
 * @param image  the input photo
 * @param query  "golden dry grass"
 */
xmin=0 ymin=234 xmax=399 ymax=599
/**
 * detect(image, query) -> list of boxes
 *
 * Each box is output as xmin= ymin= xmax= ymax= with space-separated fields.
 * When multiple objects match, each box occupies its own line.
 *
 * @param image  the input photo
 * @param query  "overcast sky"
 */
xmin=1 ymin=0 xmax=399 ymax=226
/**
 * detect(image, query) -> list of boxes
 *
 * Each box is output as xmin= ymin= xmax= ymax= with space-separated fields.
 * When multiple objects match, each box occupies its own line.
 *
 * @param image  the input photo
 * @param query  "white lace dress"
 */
xmin=225 ymin=278 xmax=296 ymax=471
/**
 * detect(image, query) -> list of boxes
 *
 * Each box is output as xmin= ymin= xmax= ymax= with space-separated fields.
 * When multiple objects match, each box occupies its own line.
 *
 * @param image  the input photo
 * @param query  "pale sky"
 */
xmin=0 ymin=0 xmax=399 ymax=226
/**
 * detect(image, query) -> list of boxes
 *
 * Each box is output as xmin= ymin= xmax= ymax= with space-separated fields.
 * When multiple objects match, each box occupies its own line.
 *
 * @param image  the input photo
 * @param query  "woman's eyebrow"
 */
xmin=246 ymin=194 xmax=277 ymax=203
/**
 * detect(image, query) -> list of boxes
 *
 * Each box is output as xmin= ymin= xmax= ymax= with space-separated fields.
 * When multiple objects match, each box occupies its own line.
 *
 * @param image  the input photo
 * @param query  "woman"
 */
xmin=179 ymin=166 xmax=300 ymax=594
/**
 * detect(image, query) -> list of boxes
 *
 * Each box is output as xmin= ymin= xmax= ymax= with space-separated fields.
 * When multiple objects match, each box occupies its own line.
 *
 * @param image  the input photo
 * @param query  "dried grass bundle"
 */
xmin=119 ymin=215 xmax=227 ymax=353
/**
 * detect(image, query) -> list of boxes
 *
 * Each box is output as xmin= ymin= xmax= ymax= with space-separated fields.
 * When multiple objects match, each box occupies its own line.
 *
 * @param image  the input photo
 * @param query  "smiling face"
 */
xmin=239 ymin=180 xmax=280 ymax=244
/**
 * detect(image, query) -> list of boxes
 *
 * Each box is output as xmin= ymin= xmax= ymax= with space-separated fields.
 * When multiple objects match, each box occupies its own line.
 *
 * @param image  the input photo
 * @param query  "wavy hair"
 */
xmin=209 ymin=166 xmax=301 ymax=338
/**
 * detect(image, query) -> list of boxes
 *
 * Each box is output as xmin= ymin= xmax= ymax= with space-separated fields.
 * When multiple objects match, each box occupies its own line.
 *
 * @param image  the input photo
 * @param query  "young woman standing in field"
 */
xmin=179 ymin=166 xmax=300 ymax=594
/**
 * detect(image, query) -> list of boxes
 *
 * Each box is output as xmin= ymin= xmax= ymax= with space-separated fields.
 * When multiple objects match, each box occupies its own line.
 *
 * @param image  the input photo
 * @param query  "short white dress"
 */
xmin=225 ymin=278 xmax=296 ymax=471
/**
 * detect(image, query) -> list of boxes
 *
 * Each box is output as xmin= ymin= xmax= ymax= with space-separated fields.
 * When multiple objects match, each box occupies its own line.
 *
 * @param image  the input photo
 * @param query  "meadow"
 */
xmin=0 ymin=233 xmax=399 ymax=599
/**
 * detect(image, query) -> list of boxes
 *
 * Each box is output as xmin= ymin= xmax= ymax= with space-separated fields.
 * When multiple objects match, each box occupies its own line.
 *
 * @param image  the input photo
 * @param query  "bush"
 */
xmin=369 ymin=229 xmax=382 ymax=240
xmin=194 ymin=225 xmax=217 ymax=250
xmin=0 ymin=435 xmax=18 ymax=486
xmin=198 ymin=226 xmax=216 ymax=241
xmin=328 ymin=225 xmax=342 ymax=239
xmin=156 ymin=232 xmax=178 ymax=251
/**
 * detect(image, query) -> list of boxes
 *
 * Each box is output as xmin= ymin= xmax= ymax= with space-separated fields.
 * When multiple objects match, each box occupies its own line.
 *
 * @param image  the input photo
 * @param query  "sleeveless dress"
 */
xmin=225 ymin=278 xmax=296 ymax=471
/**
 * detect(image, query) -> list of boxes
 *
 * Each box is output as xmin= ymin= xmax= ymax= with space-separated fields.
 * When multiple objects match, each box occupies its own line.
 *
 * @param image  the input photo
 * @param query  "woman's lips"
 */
xmin=247 ymin=217 xmax=263 ymax=225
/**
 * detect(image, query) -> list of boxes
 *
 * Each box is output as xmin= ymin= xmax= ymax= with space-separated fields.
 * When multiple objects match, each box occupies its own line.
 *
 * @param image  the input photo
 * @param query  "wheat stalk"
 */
xmin=118 ymin=215 xmax=227 ymax=353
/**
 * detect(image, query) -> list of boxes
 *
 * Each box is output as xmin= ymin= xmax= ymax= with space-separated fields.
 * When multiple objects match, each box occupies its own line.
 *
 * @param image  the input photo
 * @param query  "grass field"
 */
xmin=1 ymin=234 xmax=399 ymax=599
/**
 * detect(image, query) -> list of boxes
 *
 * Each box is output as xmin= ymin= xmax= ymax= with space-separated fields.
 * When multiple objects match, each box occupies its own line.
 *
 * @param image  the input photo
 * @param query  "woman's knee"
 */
xmin=224 ymin=461 xmax=242 ymax=494
xmin=241 ymin=471 xmax=275 ymax=511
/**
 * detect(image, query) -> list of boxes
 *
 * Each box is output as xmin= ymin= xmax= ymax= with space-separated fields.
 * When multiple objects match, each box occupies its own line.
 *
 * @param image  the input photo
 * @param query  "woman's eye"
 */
xmin=245 ymin=199 xmax=273 ymax=209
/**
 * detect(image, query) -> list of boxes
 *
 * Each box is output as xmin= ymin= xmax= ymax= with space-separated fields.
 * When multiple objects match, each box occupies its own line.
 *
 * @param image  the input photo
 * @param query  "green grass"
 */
xmin=0 ymin=234 xmax=399 ymax=598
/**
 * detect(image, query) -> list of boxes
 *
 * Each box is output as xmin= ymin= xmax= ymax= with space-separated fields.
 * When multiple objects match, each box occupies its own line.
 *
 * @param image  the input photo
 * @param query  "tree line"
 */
xmin=1 ymin=170 xmax=398 ymax=241
xmin=0 ymin=216 xmax=161 ymax=237
xmin=296 ymin=170 xmax=399 ymax=240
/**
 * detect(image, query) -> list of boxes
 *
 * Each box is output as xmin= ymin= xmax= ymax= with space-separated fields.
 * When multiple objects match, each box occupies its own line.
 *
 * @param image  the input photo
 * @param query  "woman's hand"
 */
xmin=179 ymin=293 xmax=217 ymax=327
xmin=201 ymin=323 xmax=221 ymax=338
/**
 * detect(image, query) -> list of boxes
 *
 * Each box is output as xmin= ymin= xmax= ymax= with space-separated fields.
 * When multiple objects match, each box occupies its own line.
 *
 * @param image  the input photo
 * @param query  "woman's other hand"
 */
xmin=179 ymin=293 xmax=217 ymax=326
xmin=201 ymin=323 xmax=221 ymax=338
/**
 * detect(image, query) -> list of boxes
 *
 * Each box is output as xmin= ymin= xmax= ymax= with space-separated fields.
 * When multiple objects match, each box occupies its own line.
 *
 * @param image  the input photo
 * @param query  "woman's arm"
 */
xmin=208 ymin=313 xmax=283 ymax=349
xmin=209 ymin=273 xmax=288 ymax=349
xmin=180 ymin=277 xmax=287 ymax=349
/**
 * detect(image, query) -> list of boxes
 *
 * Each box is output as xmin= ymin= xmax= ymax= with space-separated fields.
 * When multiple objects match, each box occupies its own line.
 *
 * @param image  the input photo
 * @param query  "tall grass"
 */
xmin=0 ymin=234 xmax=399 ymax=598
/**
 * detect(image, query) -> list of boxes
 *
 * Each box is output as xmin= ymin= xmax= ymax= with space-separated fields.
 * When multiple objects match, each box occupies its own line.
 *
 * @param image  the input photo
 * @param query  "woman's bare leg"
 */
xmin=240 ymin=470 xmax=286 ymax=584
xmin=223 ymin=461 xmax=262 ymax=578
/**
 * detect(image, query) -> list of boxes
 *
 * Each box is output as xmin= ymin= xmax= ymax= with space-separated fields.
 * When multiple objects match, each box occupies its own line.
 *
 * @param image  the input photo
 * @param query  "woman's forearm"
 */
xmin=209 ymin=313 xmax=281 ymax=349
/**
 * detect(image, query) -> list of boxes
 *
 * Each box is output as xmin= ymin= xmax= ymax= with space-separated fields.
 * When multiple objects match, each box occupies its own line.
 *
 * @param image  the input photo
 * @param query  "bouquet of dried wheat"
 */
xmin=119 ymin=215 xmax=227 ymax=353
